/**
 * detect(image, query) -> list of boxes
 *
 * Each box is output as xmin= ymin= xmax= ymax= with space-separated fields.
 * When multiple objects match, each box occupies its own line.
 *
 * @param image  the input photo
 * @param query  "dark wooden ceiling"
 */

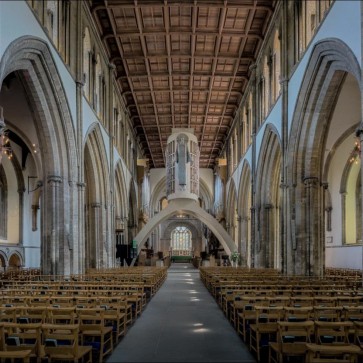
xmin=90 ymin=0 xmax=275 ymax=168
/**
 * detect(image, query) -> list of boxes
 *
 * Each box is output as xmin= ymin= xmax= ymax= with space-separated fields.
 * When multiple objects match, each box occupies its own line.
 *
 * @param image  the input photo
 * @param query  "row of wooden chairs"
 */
xmin=201 ymin=267 xmax=363 ymax=362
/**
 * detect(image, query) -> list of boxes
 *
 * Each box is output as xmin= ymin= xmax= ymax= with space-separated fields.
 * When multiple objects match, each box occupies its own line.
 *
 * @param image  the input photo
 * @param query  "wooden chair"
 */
xmin=314 ymin=321 xmax=353 ymax=345
xmin=305 ymin=343 xmax=360 ymax=363
xmin=283 ymin=306 xmax=313 ymax=322
xmin=269 ymin=321 xmax=314 ymax=363
xmin=77 ymin=308 xmax=113 ymax=362
xmin=313 ymin=306 xmax=343 ymax=322
xmin=3 ymin=322 xmax=44 ymax=363
xmin=97 ymin=304 xmax=126 ymax=343
xmin=42 ymin=323 xmax=92 ymax=363
xmin=249 ymin=306 xmax=284 ymax=361
xmin=47 ymin=306 xmax=76 ymax=325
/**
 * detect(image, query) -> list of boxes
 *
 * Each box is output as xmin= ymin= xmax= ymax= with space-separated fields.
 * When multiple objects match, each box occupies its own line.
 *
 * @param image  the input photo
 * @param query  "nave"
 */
xmin=107 ymin=263 xmax=254 ymax=363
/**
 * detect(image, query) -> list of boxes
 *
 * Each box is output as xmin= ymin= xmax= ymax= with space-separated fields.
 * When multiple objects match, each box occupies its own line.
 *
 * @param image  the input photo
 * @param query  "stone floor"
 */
xmin=107 ymin=263 xmax=255 ymax=362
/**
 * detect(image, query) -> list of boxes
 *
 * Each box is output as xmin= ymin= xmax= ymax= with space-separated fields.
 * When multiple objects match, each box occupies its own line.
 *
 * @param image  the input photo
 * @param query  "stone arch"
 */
xmin=238 ymin=160 xmax=252 ymax=267
xmin=226 ymin=179 xmax=238 ymax=245
xmin=161 ymin=220 xmax=202 ymax=256
xmin=128 ymin=178 xmax=138 ymax=243
xmin=0 ymin=36 xmax=78 ymax=275
xmin=199 ymin=178 xmax=213 ymax=212
xmin=149 ymin=176 xmax=167 ymax=216
xmin=134 ymin=199 xmax=237 ymax=256
xmin=8 ymin=252 xmax=22 ymax=270
xmin=84 ymin=123 xmax=110 ymax=269
xmin=0 ymin=251 xmax=7 ymax=271
xmin=114 ymin=161 xmax=128 ymax=227
xmin=287 ymin=38 xmax=361 ymax=276
xmin=255 ymin=125 xmax=282 ymax=269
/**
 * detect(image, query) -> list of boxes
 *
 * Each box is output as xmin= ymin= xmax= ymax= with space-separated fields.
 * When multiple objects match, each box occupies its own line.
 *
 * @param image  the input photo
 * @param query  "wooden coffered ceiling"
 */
xmin=90 ymin=0 xmax=276 ymax=168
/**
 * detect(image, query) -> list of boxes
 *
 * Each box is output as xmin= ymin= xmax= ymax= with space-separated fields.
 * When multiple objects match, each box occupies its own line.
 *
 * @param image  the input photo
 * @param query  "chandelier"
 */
xmin=0 ymin=112 xmax=13 ymax=165
xmin=349 ymin=138 xmax=361 ymax=165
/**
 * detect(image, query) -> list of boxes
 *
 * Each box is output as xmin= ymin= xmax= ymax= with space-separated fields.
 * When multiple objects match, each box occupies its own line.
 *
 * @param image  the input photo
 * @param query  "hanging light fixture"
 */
xmin=0 ymin=108 xmax=13 ymax=165
xmin=349 ymin=138 xmax=361 ymax=165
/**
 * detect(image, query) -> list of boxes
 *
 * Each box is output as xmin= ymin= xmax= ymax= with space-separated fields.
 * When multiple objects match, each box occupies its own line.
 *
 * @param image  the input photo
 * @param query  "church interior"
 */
xmin=0 ymin=0 xmax=362 ymax=362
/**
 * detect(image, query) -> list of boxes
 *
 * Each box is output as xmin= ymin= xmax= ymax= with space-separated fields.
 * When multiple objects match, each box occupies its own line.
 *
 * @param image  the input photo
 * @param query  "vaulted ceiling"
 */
xmin=90 ymin=0 xmax=276 ymax=168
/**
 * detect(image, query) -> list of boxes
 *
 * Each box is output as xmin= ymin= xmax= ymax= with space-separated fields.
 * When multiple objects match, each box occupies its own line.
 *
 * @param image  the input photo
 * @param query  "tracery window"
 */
xmin=171 ymin=226 xmax=191 ymax=251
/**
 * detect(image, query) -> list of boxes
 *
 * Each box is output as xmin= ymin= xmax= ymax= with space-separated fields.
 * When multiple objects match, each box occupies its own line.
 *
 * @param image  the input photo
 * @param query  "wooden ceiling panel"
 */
xmin=93 ymin=0 xmax=275 ymax=168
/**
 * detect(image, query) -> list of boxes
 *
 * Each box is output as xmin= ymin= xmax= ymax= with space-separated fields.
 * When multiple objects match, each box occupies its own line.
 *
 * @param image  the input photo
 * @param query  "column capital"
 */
xmin=303 ymin=176 xmax=319 ymax=186
xmin=47 ymin=175 xmax=62 ymax=184
xmin=91 ymin=203 xmax=101 ymax=208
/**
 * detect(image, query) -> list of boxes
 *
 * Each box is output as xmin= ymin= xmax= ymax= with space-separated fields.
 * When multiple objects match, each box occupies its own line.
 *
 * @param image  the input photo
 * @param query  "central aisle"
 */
xmin=107 ymin=263 xmax=255 ymax=362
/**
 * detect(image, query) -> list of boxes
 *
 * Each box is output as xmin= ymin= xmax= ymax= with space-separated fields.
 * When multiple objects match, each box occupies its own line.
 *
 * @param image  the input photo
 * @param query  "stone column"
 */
xmin=240 ymin=216 xmax=248 ymax=267
xmin=90 ymin=202 xmax=101 ymax=269
xmin=250 ymin=63 xmax=257 ymax=268
xmin=108 ymin=63 xmax=116 ymax=268
xmin=75 ymin=0 xmax=84 ymax=274
xmin=43 ymin=175 xmax=62 ymax=275
xmin=280 ymin=0 xmax=289 ymax=275
xmin=264 ymin=203 xmax=273 ymax=268
xmin=303 ymin=176 xmax=320 ymax=276
xmin=17 ymin=188 xmax=25 ymax=245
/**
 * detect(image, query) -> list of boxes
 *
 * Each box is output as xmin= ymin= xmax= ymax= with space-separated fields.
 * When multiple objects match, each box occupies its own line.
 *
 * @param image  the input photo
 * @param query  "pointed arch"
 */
xmin=0 ymin=36 xmax=78 ymax=275
xmin=226 ymin=179 xmax=238 ymax=246
xmin=238 ymin=160 xmax=252 ymax=267
xmin=133 ymin=199 xmax=237 ymax=256
xmin=255 ymin=124 xmax=282 ymax=269
xmin=287 ymin=38 xmax=361 ymax=276
xmin=114 ymin=160 xmax=128 ymax=226
xmin=84 ymin=123 xmax=110 ymax=269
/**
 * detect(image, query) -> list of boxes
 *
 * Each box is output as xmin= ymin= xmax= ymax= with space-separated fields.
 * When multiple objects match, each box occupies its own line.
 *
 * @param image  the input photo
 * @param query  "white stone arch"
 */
xmin=134 ymin=199 xmax=237 ymax=256
xmin=149 ymin=176 xmax=167 ymax=216
xmin=162 ymin=220 xmax=201 ymax=255
xmin=255 ymin=124 xmax=282 ymax=269
xmin=226 ymin=179 xmax=238 ymax=245
xmin=114 ymin=160 xmax=128 ymax=225
xmin=198 ymin=178 xmax=213 ymax=211
xmin=0 ymin=36 xmax=78 ymax=275
xmin=238 ymin=160 xmax=252 ymax=267
xmin=288 ymin=38 xmax=361 ymax=276
xmin=84 ymin=123 xmax=110 ymax=269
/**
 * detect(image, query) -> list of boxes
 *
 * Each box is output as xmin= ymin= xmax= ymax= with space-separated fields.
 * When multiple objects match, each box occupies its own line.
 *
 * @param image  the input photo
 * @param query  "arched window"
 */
xmin=83 ymin=28 xmax=91 ymax=101
xmin=46 ymin=0 xmax=58 ymax=47
xmin=171 ymin=226 xmax=191 ymax=251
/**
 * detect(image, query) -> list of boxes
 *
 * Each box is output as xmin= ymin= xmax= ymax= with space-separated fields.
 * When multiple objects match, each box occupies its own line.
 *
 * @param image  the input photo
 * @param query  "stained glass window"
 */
xmin=171 ymin=226 xmax=191 ymax=251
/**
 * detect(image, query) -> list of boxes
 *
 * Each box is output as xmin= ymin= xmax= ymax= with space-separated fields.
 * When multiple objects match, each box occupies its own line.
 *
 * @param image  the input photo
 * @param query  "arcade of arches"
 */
xmin=0 ymin=0 xmax=362 ymax=277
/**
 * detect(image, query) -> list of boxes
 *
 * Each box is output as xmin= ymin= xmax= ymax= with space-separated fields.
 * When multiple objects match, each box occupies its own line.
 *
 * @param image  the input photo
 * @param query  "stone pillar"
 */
xmin=240 ymin=216 xmax=248 ymax=267
xmin=43 ymin=175 xmax=62 ymax=275
xmin=249 ymin=63 xmax=257 ymax=268
xmin=250 ymin=206 xmax=256 ymax=268
xmin=75 ymin=0 xmax=84 ymax=275
xmin=303 ymin=176 xmax=321 ymax=276
xmin=17 ymin=188 xmax=25 ymax=245
xmin=90 ymin=202 xmax=101 ymax=269
xmin=264 ymin=203 xmax=273 ymax=268
xmin=108 ymin=63 xmax=116 ymax=268
xmin=280 ymin=0 xmax=289 ymax=275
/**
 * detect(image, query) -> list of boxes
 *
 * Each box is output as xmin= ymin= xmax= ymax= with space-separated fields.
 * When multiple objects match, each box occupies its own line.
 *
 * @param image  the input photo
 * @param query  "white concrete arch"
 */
xmin=135 ymin=199 xmax=236 ymax=255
